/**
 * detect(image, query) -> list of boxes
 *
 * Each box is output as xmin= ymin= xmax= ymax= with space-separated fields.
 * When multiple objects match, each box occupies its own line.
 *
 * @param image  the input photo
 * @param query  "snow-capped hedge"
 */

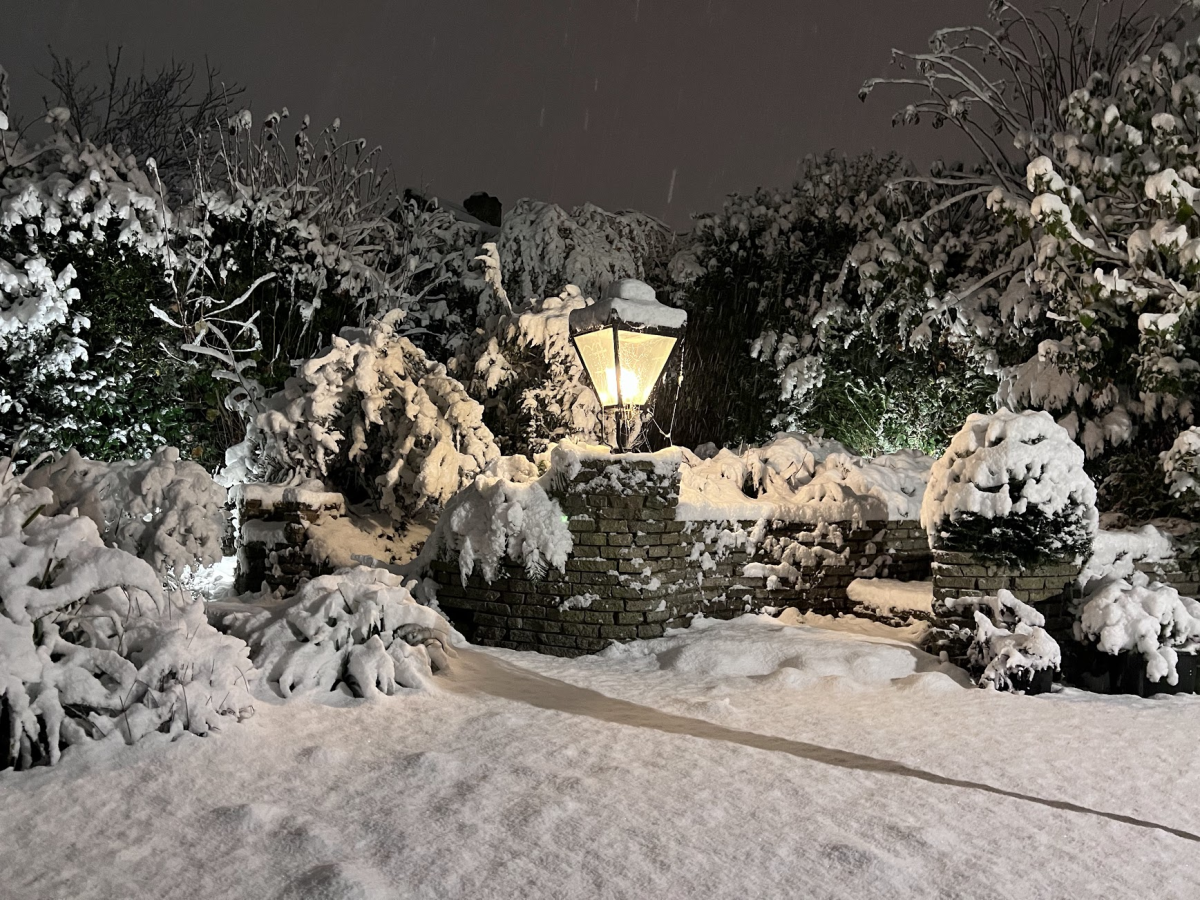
xmin=1076 ymin=574 xmax=1200 ymax=686
xmin=921 ymin=410 xmax=1097 ymax=564
xmin=0 ymin=457 xmax=252 ymax=770
xmin=228 ymin=311 xmax=499 ymax=524
xmin=221 ymin=567 xmax=453 ymax=698
xmin=675 ymin=432 xmax=933 ymax=525
xmin=23 ymin=447 xmax=227 ymax=579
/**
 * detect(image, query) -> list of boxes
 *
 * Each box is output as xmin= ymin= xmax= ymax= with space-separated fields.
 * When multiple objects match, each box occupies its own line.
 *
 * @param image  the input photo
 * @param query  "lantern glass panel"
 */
xmin=615 ymin=330 xmax=677 ymax=406
xmin=574 ymin=328 xmax=678 ymax=407
xmin=573 ymin=329 xmax=619 ymax=406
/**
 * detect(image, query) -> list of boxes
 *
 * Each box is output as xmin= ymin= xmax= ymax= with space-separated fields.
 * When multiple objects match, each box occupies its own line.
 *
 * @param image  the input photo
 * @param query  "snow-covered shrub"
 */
xmin=0 ymin=457 xmax=253 ymax=770
xmin=456 ymin=269 xmax=602 ymax=456
xmin=497 ymin=199 xmax=675 ymax=302
xmin=673 ymin=151 xmax=995 ymax=452
xmin=232 ymin=311 xmax=499 ymax=525
xmin=792 ymin=449 xmax=932 ymax=521
xmin=0 ymin=104 xmax=196 ymax=460
xmin=220 ymin=567 xmax=453 ymax=698
xmin=417 ymin=462 xmax=573 ymax=584
xmin=1163 ymin=426 xmax=1200 ymax=508
xmin=968 ymin=590 xmax=1061 ymax=692
xmin=23 ymin=447 xmax=227 ymax=578
xmin=1076 ymin=573 xmax=1200 ymax=685
xmin=922 ymin=410 xmax=1098 ymax=564
xmin=675 ymin=433 xmax=933 ymax=525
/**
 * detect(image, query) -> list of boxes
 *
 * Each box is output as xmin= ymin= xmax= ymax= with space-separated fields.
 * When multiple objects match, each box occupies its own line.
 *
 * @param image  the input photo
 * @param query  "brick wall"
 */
xmin=433 ymin=456 xmax=932 ymax=656
xmin=926 ymin=549 xmax=1082 ymax=663
xmin=235 ymin=491 xmax=343 ymax=593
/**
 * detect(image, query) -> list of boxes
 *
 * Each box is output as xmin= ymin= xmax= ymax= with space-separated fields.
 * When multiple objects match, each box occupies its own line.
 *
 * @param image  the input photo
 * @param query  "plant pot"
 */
xmin=1007 ymin=666 xmax=1055 ymax=695
xmin=1064 ymin=645 xmax=1113 ymax=694
xmin=1111 ymin=650 xmax=1197 ymax=698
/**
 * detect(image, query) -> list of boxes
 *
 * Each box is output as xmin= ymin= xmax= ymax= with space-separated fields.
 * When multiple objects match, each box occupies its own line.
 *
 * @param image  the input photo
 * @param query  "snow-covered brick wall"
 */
xmin=233 ymin=481 xmax=346 ymax=594
xmin=429 ymin=453 xmax=933 ymax=656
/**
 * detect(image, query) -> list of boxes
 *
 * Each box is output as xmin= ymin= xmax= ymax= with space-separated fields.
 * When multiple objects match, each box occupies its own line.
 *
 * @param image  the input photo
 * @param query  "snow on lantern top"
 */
xmin=568 ymin=278 xmax=689 ymax=333
xmin=568 ymin=279 xmax=686 ymax=410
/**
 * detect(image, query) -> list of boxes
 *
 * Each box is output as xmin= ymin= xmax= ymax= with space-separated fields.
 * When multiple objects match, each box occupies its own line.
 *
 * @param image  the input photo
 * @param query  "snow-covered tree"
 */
xmin=453 ymin=245 xmax=603 ymax=456
xmin=228 ymin=310 xmax=499 ymax=525
xmin=673 ymin=152 xmax=995 ymax=452
xmin=1 ymin=98 xmax=191 ymax=460
xmin=860 ymin=0 xmax=1200 ymax=513
xmin=497 ymin=199 xmax=676 ymax=302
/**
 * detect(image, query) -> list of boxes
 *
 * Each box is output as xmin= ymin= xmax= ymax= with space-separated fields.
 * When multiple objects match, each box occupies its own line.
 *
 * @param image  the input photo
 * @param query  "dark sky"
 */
xmin=0 ymin=0 xmax=1140 ymax=228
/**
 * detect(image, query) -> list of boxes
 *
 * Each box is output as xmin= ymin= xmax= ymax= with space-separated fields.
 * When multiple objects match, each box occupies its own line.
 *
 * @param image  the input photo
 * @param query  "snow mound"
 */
xmin=601 ymin=614 xmax=951 ymax=691
xmin=676 ymin=434 xmax=931 ymax=524
xmin=847 ymin=579 xmax=934 ymax=615
xmin=1076 ymin=573 xmax=1200 ymax=684
xmin=567 ymin=277 xmax=688 ymax=331
xmin=221 ymin=567 xmax=454 ymax=698
xmin=1082 ymin=525 xmax=1175 ymax=586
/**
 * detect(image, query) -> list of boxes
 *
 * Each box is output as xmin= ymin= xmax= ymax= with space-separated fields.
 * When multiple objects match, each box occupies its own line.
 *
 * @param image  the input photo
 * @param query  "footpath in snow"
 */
xmin=3 ymin=614 xmax=1200 ymax=899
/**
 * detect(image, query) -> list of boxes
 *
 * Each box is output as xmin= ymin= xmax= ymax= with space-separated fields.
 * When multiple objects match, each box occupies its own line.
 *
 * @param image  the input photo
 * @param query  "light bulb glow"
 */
xmin=605 ymin=367 xmax=640 ymax=404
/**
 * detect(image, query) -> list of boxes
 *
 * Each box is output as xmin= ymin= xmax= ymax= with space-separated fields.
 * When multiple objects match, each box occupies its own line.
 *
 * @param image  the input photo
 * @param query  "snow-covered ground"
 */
xmin=3 ymin=613 xmax=1199 ymax=899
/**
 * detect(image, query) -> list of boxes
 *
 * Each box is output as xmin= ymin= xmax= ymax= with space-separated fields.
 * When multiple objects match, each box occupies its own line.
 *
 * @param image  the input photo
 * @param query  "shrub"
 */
xmin=0 ymin=114 xmax=199 ymax=461
xmin=0 ymin=456 xmax=252 ymax=770
xmin=227 ymin=311 xmax=499 ymax=525
xmin=220 ymin=566 xmax=453 ymax=698
xmin=1076 ymin=573 xmax=1200 ymax=685
xmin=922 ymin=410 xmax=1098 ymax=565
xmin=23 ymin=446 xmax=227 ymax=579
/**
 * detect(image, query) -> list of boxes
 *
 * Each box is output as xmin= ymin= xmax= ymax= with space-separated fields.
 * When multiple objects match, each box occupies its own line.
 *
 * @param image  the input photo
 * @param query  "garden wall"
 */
xmin=432 ymin=456 xmax=932 ymax=656
xmin=234 ymin=485 xmax=344 ymax=593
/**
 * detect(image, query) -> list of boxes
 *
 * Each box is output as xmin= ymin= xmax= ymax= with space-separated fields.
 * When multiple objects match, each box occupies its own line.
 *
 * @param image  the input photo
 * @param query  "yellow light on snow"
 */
xmin=573 ymin=328 xmax=678 ymax=408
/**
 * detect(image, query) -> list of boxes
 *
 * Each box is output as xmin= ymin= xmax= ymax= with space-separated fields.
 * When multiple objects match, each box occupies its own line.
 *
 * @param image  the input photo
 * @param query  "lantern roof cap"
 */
xmin=568 ymin=278 xmax=687 ymax=335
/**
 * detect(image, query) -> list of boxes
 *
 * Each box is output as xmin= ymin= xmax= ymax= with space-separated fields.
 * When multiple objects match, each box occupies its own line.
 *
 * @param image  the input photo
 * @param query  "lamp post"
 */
xmin=568 ymin=278 xmax=687 ymax=451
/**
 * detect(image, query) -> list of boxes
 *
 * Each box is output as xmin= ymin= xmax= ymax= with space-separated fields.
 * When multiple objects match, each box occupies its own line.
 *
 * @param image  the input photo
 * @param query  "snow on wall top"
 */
xmin=677 ymin=435 xmax=932 ymax=524
xmin=231 ymin=480 xmax=346 ymax=513
xmin=567 ymin=279 xmax=688 ymax=334
xmin=921 ymin=409 xmax=1097 ymax=535
xmin=549 ymin=440 xmax=686 ymax=486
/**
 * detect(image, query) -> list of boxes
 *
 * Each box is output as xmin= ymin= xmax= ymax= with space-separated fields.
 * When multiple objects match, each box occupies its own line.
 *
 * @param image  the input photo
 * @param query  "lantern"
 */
xmin=569 ymin=278 xmax=687 ymax=450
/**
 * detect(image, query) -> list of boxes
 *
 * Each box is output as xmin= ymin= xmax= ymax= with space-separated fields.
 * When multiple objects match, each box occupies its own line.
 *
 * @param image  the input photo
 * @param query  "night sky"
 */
xmin=0 ymin=0 xmax=1145 ymax=228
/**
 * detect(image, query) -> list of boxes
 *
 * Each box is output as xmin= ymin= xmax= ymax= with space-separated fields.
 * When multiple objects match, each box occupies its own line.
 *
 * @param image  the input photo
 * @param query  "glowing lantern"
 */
xmin=569 ymin=278 xmax=687 ymax=450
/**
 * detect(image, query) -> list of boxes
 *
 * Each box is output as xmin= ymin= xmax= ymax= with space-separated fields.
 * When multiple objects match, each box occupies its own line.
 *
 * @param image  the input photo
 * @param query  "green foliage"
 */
xmin=666 ymin=151 xmax=993 ymax=454
xmin=936 ymin=505 xmax=1094 ymax=567
xmin=792 ymin=349 xmax=996 ymax=457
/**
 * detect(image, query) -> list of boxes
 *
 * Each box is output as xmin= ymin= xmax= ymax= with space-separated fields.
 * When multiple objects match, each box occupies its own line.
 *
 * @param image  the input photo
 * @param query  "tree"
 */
xmin=859 ymin=0 xmax=1200 ymax=513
